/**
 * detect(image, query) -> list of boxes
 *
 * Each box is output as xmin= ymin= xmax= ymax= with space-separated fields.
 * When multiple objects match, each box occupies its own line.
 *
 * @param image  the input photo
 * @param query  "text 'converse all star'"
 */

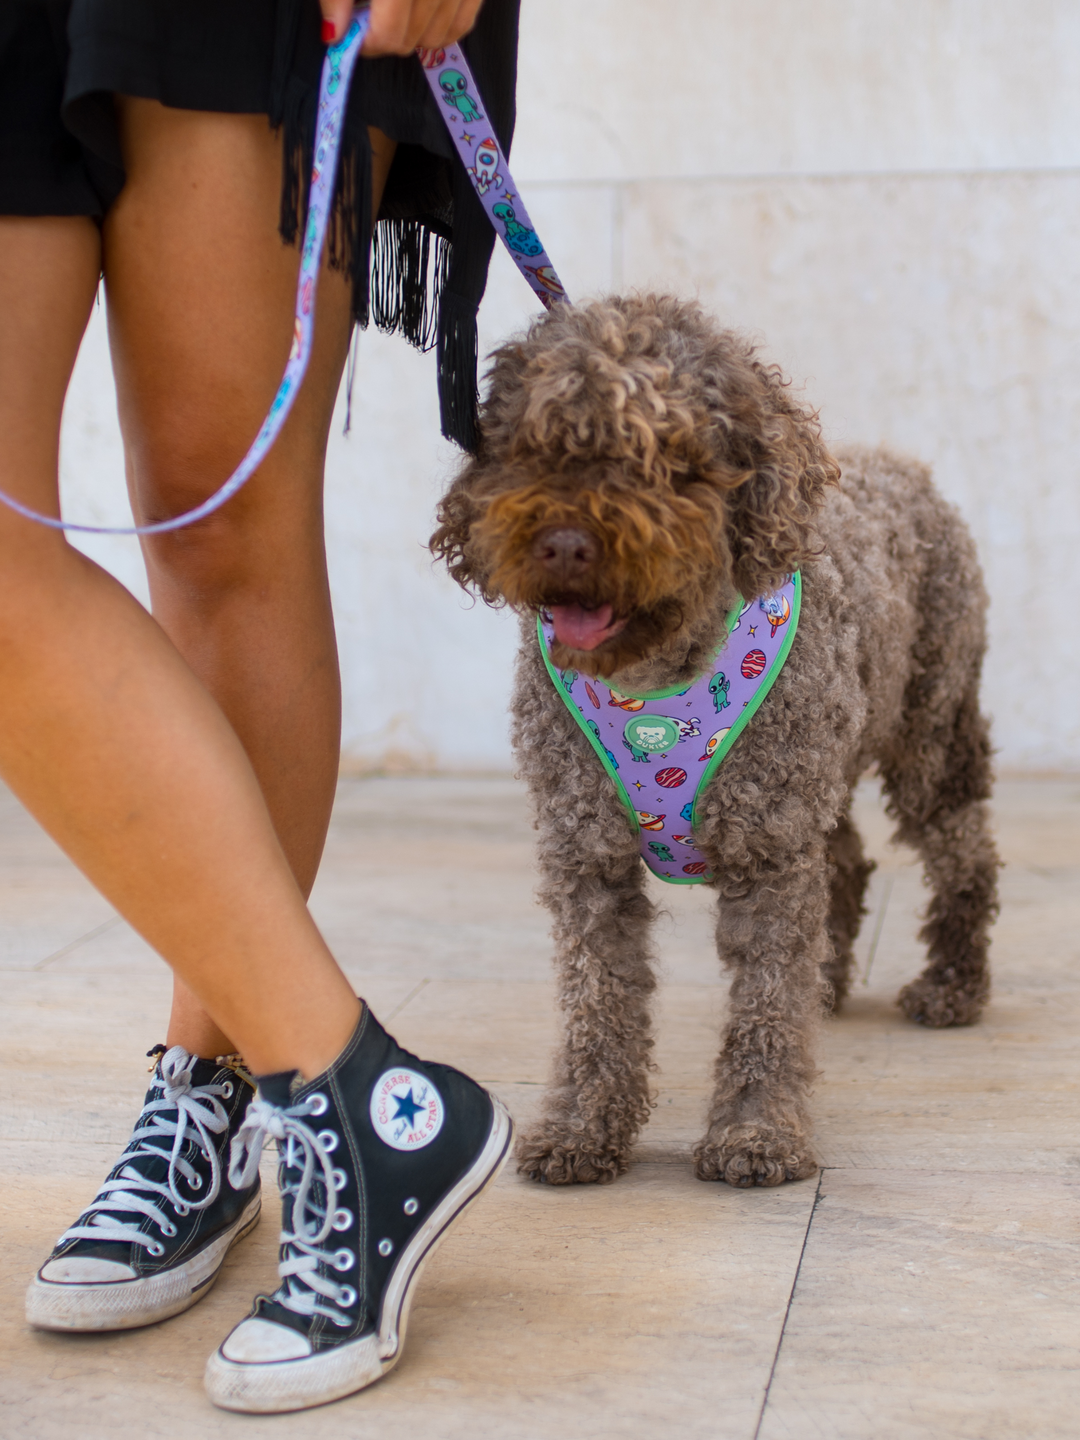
xmin=205 ymin=1008 xmax=513 ymax=1414
xmin=26 ymin=1046 xmax=261 ymax=1332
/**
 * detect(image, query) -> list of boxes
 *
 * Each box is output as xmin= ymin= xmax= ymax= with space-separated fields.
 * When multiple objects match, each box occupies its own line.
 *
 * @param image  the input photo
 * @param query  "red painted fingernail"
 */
xmin=321 ymin=18 xmax=336 ymax=43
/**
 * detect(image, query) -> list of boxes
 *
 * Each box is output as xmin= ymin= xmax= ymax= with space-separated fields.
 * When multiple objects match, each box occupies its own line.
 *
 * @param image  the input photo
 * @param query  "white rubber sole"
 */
xmin=205 ymin=1096 xmax=514 ymax=1414
xmin=25 ymin=1192 xmax=262 ymax=1333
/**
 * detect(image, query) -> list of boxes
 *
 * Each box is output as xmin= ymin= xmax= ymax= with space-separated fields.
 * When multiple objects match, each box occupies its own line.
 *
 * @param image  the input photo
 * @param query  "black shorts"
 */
xmin=0 ymin=0 xmax=119 ymax=216
xmin=2 ymin=0 xmax=521 ymax=448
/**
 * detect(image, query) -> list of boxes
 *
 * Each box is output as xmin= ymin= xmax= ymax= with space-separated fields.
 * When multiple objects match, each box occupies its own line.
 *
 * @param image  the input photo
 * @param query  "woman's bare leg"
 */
xmin=0 ymin=215 xmax=357 ymax=1079
xmin=102 ymin=106 xmax=397 ymax=1058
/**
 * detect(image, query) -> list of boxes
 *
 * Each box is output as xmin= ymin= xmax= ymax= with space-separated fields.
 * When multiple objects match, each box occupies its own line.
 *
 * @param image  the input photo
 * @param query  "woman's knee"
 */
xmin=137 ymin=473 xmax=327 ymax=604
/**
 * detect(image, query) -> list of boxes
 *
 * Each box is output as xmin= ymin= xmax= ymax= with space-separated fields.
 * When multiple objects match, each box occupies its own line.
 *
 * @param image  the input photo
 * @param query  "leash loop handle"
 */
xmin=3 ymin=7 xmax=566 ymax=536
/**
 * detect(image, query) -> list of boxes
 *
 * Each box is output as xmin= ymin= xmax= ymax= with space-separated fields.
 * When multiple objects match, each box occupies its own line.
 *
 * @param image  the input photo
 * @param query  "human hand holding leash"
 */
xmin=319 ymin=0 xmax=485 ymax=51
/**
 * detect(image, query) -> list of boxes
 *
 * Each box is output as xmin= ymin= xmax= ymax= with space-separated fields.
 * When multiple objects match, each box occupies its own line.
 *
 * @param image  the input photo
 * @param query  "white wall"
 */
xmin=60 ymin=1 xmax=1080 ymax=771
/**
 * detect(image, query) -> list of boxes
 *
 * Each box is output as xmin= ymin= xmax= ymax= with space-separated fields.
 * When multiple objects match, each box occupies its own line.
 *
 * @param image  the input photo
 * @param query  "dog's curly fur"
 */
xmin=432 ymin=294 xmax=999 ymax=1188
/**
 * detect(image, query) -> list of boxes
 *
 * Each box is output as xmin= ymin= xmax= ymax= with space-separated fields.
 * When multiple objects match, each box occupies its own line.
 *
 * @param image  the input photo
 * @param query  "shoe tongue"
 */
xmin=256 ymin=1070 xmax=299 ymax=1107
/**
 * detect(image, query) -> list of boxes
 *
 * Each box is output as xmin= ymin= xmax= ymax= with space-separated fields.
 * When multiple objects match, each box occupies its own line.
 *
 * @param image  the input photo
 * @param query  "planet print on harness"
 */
xmin=741 ymin=649 xmax=767 ymax=680
xmin=655 ymin=767 xmax=688 ymax=789
xmin=369 ymin=1069 xmax=444 ymax=1151
xmin=760 ymin=591 xmax=792 ymax=637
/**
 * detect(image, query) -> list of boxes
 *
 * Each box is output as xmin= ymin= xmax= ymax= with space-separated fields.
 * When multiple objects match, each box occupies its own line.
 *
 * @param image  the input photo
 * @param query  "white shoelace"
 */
xmin=230 ymin=1095 xmax=356 ymax=1327
xmin=60 ymin=1047 xmax=234 ymax=1258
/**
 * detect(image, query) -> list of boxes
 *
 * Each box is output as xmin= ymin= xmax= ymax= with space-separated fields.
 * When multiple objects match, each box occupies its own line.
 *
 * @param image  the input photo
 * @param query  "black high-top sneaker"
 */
xmin=26 ymin=1046 xmax=261 ymax=1332
xmin=205 ymin=1007 xmax=513 ymax=1414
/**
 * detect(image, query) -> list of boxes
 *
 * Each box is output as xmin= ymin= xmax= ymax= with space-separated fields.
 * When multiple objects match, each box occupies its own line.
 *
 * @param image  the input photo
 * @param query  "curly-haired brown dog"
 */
xmin=431 ymin=294 xmax=999 ymax=1188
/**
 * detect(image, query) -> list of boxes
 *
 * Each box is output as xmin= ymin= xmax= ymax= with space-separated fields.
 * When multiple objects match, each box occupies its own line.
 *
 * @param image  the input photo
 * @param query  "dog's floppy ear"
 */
xmin=430 ymin=460 xmax=490 ymax=598
xmin=430 ymin=336 xmax=532 ymax=602
xmin=720 ymin=360 xmax=839 ymax=600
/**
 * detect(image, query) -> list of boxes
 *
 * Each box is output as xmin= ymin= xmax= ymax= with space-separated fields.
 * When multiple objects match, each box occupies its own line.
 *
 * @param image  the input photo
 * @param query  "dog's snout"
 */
xmin=532 ymin=526 xmax=598 ymax=579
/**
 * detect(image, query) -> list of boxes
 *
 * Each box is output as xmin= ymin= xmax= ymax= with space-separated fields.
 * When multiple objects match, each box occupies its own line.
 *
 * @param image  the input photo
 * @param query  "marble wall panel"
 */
xmin=621 ymin=170 xmax=1080 ymax=767
xmin=514 ymin=0 xmax=1080 ymax=181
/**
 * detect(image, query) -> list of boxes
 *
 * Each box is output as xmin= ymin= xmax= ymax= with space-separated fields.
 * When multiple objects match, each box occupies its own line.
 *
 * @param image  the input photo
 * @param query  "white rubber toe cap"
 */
xmin=221 ymin=1317 xmax=313 ymax=1362
xmin=40 ymin=1257 xmax=137 ymax=1283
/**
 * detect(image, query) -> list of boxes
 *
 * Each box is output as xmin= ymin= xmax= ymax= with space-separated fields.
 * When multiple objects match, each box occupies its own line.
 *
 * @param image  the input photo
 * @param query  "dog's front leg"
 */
xmin=512 ymin=635 xmax=657 ymax=1184
xmin=694 ymin=844 xmax=830 ymax=1187
xmin=517 ymin=846 xmax=657 ymax=1184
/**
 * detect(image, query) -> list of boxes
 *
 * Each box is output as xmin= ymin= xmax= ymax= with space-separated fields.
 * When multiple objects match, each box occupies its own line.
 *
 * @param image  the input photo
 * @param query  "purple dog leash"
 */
xmin=1 ymin=7 xmax=565 ymax=537
xmin=417 ymin=43 xmax=567 ymax=310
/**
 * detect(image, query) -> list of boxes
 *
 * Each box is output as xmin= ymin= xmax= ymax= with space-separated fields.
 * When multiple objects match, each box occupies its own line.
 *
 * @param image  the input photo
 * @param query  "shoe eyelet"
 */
xmin=332 ymin=1168 xmax=347 ymax=1191
xmin=336 ymin=1284 xmax=357 ymax=1307
xmin=306 ymin=1092 xmax=329 ymax=1117
xmin=377 ymin=1238 xmax=394 ymax=1257
xmin=331 ymin=1312 xmax=351 ymax=1327
xmin=147 ymin=1241 xmax=165 ymax=1258
xmin=331 ymin=1207 xmax=353 ymax=1232
xmin=173 ymin=1202 xmax=190 ymax=1217
xmin=161 ymin=1221 xmax=177 ymax=1238
xmin=403 ymin=1198 xmax=419 ymax=1216
xmin=317 ymin=1129 xmax=339 ymax=1154
xmin=333 ymin=1248 xmax=354 ymax=1271
xmin=221 ymin=1081 xmax=234 ymax=1099
xmin=189 ymin=1174 xmax=202 ymax=1190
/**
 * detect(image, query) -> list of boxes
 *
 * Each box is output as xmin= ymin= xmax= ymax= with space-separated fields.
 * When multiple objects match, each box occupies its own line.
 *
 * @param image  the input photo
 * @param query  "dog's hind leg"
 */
xmin=881 ymin=678 xmax=999 ymax=1027
xmin=879 ymin=511 xmax=999 ymax=1028
xmin=823 ymin=797 xmax=875 ymax=1011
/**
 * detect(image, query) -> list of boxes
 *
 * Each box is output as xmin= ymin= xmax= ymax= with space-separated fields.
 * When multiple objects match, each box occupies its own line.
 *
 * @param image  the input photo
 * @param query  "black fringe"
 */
xmin=370 ymin=218 xmax=450 ymax=353
xmin=271 ymin=0 xmax=483 ymax=450
xmin=437 ymin=290 xmax=480 ymax=453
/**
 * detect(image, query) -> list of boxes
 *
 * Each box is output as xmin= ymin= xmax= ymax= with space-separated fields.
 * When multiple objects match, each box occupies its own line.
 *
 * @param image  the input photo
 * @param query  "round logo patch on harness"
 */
xmin=623 ymin=714 xmax=680 ymax=754
xmin=369 ymin=1069 xmax=445 ymax=1151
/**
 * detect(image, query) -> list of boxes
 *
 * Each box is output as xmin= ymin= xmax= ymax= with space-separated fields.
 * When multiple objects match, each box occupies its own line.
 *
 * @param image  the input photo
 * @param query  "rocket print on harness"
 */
xmin=538 ymin=575 xmax=802 ymax=884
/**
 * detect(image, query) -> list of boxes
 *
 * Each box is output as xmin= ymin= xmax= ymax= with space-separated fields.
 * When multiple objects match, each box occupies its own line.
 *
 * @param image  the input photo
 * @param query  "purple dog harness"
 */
xmin=0 ymin=8 xmax=567 ymax=536
xmin=539 ymin=575 xmax=801 ymax=885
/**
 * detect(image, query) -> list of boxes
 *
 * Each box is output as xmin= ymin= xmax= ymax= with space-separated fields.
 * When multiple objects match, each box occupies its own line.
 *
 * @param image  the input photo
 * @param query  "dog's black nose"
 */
xmin=532 ymin=526 xmax=598 ymax=579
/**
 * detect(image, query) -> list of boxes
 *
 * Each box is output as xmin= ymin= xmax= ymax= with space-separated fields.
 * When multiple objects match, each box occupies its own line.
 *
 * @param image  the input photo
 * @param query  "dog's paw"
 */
xmin=516 ymin=1126 xmax=627 ymax=1185
xmin=693 ymin=1124 xmax=817 ymax=1188
xmin=898 ymin=974 xmax=988 ymax=1028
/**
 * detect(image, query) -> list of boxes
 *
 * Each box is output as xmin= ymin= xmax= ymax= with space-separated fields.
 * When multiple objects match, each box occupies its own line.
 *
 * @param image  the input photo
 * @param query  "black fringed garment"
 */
xmin=63 ymin=0 xmax=521 ymax=450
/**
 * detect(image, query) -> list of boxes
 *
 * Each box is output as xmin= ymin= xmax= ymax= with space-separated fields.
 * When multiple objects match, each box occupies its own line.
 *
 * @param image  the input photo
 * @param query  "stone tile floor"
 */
xmin=1 ymin=774 xmax=1078 ymax=1438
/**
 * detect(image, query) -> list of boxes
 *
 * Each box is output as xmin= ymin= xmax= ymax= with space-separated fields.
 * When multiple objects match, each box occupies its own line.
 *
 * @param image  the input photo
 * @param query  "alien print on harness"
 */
xmin=418 ymin=43 xmax=567 ymax=310
xmin=538 ymin=575 xmax=802 ymax=885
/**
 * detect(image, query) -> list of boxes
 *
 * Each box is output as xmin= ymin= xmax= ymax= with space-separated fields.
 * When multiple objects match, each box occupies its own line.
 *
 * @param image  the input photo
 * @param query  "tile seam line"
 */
xmin=752 ymin=1166 xmax=826 ymax=1440
xmin=383 ymin=976 xmax=430 ymax=1022
xmin=31 ymin=915 xmax=121 ymax=971
xmin=518 ymin=165 xmax=1080 ymax=190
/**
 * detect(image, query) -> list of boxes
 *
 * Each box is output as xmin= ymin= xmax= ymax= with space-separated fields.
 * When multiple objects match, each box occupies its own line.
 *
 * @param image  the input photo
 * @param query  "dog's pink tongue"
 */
xmin=549 ymin=603 xmax=622 ymax=651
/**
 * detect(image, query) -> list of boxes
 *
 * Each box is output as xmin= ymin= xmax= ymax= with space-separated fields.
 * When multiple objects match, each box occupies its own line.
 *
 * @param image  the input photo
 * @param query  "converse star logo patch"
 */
xmin=370 ymin=1069 xmax=445 ymax=1150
